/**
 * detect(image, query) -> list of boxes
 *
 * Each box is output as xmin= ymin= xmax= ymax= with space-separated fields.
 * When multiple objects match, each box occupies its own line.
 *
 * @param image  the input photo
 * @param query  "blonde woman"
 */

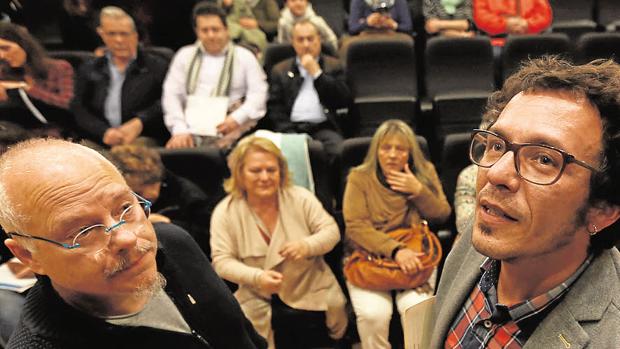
xmin=343 ymin=119 xmax=451 ymax=349
xmin=210 ymin=136 xmax=347 ymax=348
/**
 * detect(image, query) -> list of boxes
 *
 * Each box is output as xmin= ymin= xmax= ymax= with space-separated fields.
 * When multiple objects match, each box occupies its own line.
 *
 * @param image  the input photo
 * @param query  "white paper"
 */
xmin=0 ymin=259 xmax=36 ymax=293
xmin=185 ymin=95 xmax=228 ymax=136
xmin=404 ymin=295 xmax=436 ymax=349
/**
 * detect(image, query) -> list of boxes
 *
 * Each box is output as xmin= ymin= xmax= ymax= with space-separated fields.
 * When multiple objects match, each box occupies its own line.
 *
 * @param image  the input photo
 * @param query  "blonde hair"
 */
xmin=224 ymin=136 xmax=292 ymax=198
xmin=352 ymin=119 xmax=439 ymax=194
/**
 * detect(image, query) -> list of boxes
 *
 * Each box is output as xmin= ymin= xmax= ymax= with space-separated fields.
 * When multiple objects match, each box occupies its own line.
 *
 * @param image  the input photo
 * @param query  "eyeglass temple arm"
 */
xmin=7 ymin=232 xmax=79 ymax=249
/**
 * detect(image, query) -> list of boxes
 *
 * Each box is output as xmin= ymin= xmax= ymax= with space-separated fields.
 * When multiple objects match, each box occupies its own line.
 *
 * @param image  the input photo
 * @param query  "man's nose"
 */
xmin=486 ymin=151 xmax=520 ymax=190
xmin=107 ymin=222 xmax=138 ymax=250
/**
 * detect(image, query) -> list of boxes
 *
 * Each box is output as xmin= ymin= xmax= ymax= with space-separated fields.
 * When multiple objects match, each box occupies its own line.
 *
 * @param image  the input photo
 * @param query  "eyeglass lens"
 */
xmin=470 ymin=131 xmax=565 ymax=185
xmin=71 ymin=202 xmax=148 ymax=249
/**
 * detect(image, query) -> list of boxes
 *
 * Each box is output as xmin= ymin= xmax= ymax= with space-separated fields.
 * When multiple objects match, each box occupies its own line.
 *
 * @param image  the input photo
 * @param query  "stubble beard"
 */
xmin=473 ymin=201 xmax=590 ymax=263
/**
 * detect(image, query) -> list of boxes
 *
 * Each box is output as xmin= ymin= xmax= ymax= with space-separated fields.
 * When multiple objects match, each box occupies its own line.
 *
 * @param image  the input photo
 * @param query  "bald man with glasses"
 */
xmin=1 ymin=139 xmax=266 ymax=349
xmin=430 ymin=57 xmax=620 ymax=348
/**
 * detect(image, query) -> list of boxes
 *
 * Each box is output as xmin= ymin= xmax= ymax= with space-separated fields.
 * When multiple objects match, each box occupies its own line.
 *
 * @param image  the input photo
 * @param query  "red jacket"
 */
xmin=473 ymin=0 xmax=552 ymax=36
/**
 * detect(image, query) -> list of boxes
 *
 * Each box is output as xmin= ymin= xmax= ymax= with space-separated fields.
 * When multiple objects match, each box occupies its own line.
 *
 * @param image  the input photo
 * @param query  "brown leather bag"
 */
xmin=343 ymin=221 xmax=442 ymax=291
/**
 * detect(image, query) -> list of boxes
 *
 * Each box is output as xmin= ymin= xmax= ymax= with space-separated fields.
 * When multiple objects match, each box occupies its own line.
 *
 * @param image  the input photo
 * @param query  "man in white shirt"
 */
xmin=163 ymin=2 xmax=268 ymax=149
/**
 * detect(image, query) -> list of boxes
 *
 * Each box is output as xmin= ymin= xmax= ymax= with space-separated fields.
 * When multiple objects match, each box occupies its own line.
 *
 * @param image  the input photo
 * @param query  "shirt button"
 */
xmin=483 ymin=320 xmax=493 ymax=329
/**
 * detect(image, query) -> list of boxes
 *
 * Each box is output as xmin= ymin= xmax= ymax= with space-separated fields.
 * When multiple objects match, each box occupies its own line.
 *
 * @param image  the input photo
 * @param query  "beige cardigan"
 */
xmin=210 ymin=185 xmax=341 ymax=311
xmin=343 ymin=166 xmax=451 ymax=257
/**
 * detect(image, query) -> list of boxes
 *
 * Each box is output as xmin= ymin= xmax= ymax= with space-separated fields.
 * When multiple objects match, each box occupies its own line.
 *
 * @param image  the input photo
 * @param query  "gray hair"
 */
xmin=99 ymin=6 xmax=136 ymax=32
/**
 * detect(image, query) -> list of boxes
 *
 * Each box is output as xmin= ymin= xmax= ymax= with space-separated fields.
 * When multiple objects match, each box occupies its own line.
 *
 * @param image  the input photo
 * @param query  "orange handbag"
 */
xmin=343 ymin=221 xmax=442 ymax=291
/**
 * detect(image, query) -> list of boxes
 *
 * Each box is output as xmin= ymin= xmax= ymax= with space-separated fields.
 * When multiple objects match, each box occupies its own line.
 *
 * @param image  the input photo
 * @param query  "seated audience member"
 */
xmin=343 ymin=119 xmax=451 ymax=349
xmin=1 ymin=138 xmax=267 ymax=349
xmin=473 ymin=0 xmax=552 ymax=46
xmin=277 ymin=0 xmax=338 ymax=53
xmin=430 ymin=57 xmax=620 ymax=348
xmin=454 ymin=163 xmax=477 ymax=238
xmin=71 ymin=6 xmax=170 ymax=147
xmin=0 ymin=23 xmax=74 ymax=136
xmin=108 ymin=144 xmax=215 ymax=257
xmin=268 ymin=20 xmax=350 ymax=161
xmin=210 ymin=136 xmax=348 ymax=348
xmin=454 ymin=117 xmax=493 ymax=238
xmin=348 ymin=0 xmax=413 ymax=36
xmin=424 ymin=0 xmax=475 ymax=37
xmin=163 ymin=2 xmax=268 ymax=150
xmin=222 ymin=0 xmax=268 ymax=54
xmin=247 ymin=0 xmax=280 ymax=40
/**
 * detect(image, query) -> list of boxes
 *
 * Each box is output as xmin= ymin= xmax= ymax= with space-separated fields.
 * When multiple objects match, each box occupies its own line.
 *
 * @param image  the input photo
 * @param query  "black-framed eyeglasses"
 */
xmin=7 ymin=192 xmax=151 ymax=252
xmin=469 ymin=129 xmax=600 ymax=185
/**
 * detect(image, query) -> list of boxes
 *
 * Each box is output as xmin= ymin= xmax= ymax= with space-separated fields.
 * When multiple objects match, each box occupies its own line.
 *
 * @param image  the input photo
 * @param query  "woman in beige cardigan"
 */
xmin=210 ymin=136 xmax=347 ymax=348
xmin=343 ymin=120 xmax=451 ymax=349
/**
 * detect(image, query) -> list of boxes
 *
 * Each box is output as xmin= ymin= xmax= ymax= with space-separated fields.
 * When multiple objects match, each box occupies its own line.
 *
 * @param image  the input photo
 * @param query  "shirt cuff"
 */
xmin=171 ymin=122 xmax=190 ymax=135
xmin=230 ymin=110 xmax=250 ymax=125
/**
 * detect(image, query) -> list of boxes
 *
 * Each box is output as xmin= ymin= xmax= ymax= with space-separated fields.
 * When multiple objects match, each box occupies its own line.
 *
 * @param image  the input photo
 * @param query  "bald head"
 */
xmin=0 ymin=139 xmax=124 ymax=232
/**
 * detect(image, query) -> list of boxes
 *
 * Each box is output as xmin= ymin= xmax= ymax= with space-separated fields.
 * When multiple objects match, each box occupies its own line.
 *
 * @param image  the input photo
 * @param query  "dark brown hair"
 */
xmin=0 ymin=23 xmax=50 ymax=81
xmin=484 ymin=56 xmax=620 ymax=250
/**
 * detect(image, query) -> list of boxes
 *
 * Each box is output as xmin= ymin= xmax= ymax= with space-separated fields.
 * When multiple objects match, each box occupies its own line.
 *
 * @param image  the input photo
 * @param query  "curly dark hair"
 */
xmin=0 ymin=22 xmax=50 ymax=81
xmin=483 ymin=56 xmax=620 ymax=251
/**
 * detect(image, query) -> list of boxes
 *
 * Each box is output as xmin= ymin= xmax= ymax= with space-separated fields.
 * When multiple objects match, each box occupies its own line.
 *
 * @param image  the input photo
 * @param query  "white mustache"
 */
xmin=103 ymin=239 xmax=155 ymax=278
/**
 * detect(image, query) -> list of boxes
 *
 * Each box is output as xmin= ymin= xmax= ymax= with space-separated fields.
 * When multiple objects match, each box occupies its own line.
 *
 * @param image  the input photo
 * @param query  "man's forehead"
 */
xmin=101 ymin=16 xmax=133 ymax=29
xmin=492 ymin=90 xmax=603 ymax=155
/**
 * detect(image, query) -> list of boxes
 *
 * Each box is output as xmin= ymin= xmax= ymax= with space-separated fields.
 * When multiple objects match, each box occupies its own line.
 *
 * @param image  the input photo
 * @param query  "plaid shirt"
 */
xmin=27 ymin=59 xmax=74 ymax=110
xmin=444 ymin=255 xmax=593 ymax=349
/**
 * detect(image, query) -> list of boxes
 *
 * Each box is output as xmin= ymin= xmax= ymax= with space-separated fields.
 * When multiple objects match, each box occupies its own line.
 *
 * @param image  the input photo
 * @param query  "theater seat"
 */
xmin=346 ymin=36 xmax=418 ymax=136
xmin=500 ymin=33 xmax=572 ymax=85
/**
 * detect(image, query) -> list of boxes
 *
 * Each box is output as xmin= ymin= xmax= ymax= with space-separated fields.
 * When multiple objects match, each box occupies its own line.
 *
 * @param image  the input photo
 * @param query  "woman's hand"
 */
xmin=279 ymin=241 xmax=310 ymax=261
xmin=0 ymin=38 xmax=26 ymax=68
xmin=394 ymin=248 xmax=423 ymax=274
xmin=385 ymin=163 xmax=423 ymax=195
xmin=258 ymin=270 xmax=283 ymax=294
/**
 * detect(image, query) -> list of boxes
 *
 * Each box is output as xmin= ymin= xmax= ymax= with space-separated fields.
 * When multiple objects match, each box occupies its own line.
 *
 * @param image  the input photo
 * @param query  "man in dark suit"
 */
xmin=267 ymin=19 xmax=351 ymax=160
xmin=71 ymin=6 xmax=169 ymax=146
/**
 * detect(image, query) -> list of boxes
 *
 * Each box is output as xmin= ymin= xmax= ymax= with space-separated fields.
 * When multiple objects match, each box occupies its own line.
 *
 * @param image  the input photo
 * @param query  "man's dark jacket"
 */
xmin=267 ymin=54 xmax=351 ymax=133
xmin=70 ymin=48 xmax=170 ymax=145
xmin=7 ymin=224 xmax=267 ymax=349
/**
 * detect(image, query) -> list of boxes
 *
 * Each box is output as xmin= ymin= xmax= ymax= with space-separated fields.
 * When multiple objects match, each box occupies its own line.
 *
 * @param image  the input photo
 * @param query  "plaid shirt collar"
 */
xmin=478 ymin=254 xmax=593 ymax=324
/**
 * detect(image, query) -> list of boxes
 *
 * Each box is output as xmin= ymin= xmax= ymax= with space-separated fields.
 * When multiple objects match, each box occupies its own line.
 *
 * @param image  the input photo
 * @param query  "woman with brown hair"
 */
xmin=343 ymin=119 xmax=451 ymax=348
xmin=0 ymin=22 xmax=74 ymax=135
xmin=210 ymin=136 xmax=347 ymax=349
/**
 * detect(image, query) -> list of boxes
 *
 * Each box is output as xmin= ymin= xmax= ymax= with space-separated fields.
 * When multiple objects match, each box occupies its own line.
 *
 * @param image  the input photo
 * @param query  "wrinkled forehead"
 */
xmin=3 ymin=144 xmax=123 ymax=199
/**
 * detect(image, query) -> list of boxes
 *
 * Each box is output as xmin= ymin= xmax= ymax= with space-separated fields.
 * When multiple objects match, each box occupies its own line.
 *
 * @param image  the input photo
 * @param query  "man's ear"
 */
xmin=4 ymin=239 xmax=45 ymax=275
xmin=96 ymin=26 xmax=104 ymax=38
xmin=587 ymin=203 xmax=620 ymax=233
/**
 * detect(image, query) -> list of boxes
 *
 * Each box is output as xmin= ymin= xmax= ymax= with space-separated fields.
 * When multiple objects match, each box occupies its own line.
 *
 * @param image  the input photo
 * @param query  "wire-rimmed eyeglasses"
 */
xmin=7 ymin=192 xmax=151 ymax=251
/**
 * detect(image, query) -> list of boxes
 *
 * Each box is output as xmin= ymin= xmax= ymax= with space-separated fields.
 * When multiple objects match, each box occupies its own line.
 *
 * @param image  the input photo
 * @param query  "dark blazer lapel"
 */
xmin=286 ymin=60 xmax=304 ymax=107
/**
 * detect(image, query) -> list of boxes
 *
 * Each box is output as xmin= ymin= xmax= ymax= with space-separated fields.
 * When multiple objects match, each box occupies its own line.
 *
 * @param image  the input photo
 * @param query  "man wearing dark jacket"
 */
xmin=1 ymin=139 xmax=266 ymax=349
xmin=108 ymin=144 xmax=216 ymax=257
xmin=268 ymin=19 xmax=351 ymax=160
xmin=71 ymin=6 xmax=169 ymax=146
